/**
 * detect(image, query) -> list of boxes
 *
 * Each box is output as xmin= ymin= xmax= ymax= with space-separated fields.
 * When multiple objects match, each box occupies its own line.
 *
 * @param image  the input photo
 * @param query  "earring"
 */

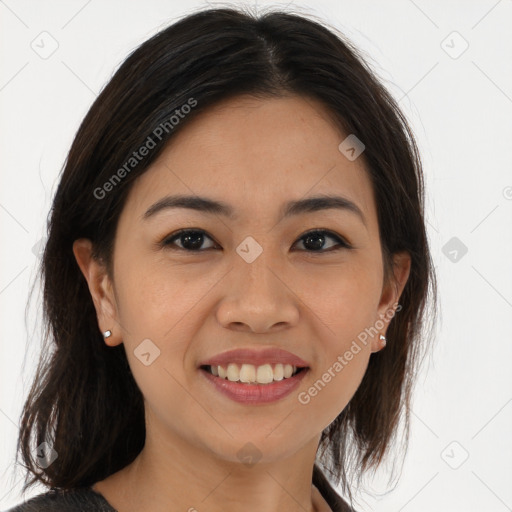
xmin=379 ymin=334 xmax=387 ymax=347
xmin=103 ymin=330 xmax=112 ymax=339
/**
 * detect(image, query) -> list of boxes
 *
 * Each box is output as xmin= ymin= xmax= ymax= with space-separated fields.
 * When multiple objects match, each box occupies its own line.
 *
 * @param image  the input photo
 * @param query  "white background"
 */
xmin=1 ymin=0 xmax=511 ymax=511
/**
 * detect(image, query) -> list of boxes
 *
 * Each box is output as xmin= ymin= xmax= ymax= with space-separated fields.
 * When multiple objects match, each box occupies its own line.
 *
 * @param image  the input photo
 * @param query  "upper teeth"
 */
xmin=209 ymin=363 xmax=299 ymax=384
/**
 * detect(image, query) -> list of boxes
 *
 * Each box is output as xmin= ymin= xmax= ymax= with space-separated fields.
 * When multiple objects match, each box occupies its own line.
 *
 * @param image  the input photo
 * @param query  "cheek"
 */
xmin=295 ymin=256 xmax=381 ymax=335
xmin=114 ymin=248 xmax=218 ymax=338
xmin=113 ymin=256 xmax=201 ymax=425
xmin=112 ymin=254 xmax=223 ymax=396
xmin=292 ymin=260 xmax=379 ymax=425
xmin=297 ymin=338 xmax=371 ymax=431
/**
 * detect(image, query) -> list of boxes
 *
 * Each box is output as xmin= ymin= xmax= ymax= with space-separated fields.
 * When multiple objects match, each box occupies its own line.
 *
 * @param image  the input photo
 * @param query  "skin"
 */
xmin=73 ymin=94 xmax=410 ymax=512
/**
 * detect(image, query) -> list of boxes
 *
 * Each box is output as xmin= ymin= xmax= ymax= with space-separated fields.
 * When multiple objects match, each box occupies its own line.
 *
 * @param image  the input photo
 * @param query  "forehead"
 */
xmin=120 ymin=94 xmax=377 ymax=232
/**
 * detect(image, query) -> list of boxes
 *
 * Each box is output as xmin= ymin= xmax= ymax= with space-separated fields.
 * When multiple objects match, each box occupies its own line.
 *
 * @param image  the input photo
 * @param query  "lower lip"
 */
xmin=199 ymin=367 xmax=309 ymax=404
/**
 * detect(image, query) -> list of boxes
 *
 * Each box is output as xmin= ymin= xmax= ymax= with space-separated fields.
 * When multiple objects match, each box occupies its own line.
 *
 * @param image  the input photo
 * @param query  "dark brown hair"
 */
xmin=14 ymin=5 xmax=437 ymax=506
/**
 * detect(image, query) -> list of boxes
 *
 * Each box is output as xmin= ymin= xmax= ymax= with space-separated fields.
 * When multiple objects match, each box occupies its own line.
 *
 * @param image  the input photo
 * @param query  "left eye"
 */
xmin=293 ymin=229 xmax=350 ymax=252
xmin=161 ymin=229 xmax=351 ymax=253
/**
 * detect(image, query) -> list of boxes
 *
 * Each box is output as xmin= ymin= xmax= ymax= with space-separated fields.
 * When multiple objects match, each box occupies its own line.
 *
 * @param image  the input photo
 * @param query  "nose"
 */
xmin=215 ymin=250 xmax=300 ymax=334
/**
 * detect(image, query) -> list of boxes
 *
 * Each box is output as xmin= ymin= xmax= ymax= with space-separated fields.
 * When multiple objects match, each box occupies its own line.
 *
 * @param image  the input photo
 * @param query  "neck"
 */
xmin=93 ymin=424 xmax=325 ymax=512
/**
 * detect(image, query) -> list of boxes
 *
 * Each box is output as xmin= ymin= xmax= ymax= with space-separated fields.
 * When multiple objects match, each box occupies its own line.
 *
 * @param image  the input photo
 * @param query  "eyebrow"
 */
xmin=142 ymin=193 xmax=366 ymax=227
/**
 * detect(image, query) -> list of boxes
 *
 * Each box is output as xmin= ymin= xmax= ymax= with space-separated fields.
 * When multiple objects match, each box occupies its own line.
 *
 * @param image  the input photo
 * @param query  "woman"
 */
xmin=6 ymin=6 xmax=437 ymax=512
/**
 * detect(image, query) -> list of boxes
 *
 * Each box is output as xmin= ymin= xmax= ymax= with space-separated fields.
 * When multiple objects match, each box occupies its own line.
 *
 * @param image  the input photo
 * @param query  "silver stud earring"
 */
xmin=379 ymin=334 xmax=386 ymax=347
xmin=103 ymin=330 xmax=112 ymax=339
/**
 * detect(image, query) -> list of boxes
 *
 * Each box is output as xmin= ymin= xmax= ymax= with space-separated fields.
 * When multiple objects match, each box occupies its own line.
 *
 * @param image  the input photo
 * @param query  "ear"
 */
xmin=371 ymin=250 xmax=411 ymax=353
xmin=72 ymin=238 xmax=123 ymax=347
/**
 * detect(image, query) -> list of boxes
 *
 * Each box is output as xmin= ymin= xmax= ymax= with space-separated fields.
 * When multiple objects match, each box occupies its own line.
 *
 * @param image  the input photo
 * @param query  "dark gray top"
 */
xmin=4 ymin=487 xmax=115 ymax=512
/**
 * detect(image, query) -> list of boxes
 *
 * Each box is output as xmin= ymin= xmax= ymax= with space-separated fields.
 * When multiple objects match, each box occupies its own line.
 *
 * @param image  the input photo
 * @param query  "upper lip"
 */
xmin=199 ymin=348 xmax=310 ymax=368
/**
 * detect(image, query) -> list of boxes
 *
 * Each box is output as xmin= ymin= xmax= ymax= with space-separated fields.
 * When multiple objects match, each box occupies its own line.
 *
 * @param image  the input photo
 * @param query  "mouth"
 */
xmin=197 ymin=347 xmax=310 ymax=403
xmin=198 ymin=363 xmax=310 ymax=404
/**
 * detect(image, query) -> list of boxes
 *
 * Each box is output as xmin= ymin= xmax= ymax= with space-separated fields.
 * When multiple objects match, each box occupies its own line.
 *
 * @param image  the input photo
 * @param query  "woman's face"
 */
xmin=75 ymin=94 xmax=409 ymax=466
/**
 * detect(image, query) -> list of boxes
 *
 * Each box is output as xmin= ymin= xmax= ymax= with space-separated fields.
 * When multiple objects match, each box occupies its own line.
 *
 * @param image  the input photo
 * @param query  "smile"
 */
xmin=199 ymin=364 xmax=309 ymax=404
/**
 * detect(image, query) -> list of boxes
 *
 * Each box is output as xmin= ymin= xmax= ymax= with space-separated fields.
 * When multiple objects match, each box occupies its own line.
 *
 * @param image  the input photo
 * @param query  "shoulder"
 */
xmin=3 ymin=487 xmax=117 ymax=512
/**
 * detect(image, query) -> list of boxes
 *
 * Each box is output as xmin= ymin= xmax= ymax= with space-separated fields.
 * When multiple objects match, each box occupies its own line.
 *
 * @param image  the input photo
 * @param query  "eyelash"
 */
xmin=160 ymin=228 xmax=352 ymax=254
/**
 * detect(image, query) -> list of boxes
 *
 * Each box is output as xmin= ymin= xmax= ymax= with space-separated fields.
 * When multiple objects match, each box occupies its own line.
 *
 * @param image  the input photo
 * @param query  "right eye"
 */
xmin=161 ymin=229 xmax=219 ymax=252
